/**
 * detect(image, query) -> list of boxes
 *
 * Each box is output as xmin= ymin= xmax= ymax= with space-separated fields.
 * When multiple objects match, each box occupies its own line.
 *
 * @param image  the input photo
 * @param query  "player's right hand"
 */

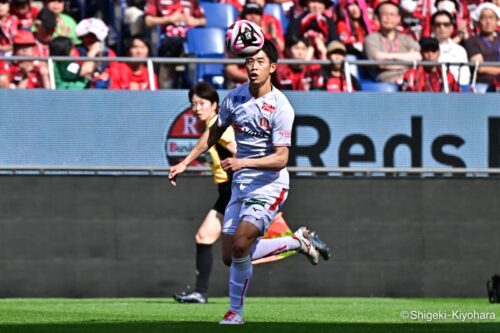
xmin=168 ymin=162 xmax=187 ymax=187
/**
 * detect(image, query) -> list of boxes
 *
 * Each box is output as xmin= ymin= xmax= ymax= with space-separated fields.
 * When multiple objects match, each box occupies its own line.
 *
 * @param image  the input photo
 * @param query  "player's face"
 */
xmin=191 ymin=94 xmax=217 ymax=123
xmin=129 ymin=38 xmax=149 ymax=58
xmin=245 ymin=50 xmax=276 ymax=85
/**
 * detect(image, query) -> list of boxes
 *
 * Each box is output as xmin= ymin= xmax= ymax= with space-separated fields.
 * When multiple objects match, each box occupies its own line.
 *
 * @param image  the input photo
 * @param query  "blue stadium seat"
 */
xmin=361 ymin=81 xmax=399 ymax=92
xmin=186 ymin=28 xmax=226 ymax=88
xmin=186 ymin=27 xmax=226 ymax=55
xmin=461 ymin=83 xmax=489 ymax=93
xmin=200 ymin=3 xmax=238 ymax=29
xmin=263 ymin=4 xmax=289 ymax=32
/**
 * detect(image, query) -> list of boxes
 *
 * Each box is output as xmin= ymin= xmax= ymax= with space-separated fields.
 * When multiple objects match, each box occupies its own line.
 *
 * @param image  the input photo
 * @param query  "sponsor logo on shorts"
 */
xmin=243 ymin=198 xmax=267 ymax=207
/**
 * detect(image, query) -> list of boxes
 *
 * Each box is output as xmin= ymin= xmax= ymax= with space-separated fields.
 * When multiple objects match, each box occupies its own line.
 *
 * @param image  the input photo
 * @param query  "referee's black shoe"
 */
xmin=173 ymin=291 xmax=207 ymax=304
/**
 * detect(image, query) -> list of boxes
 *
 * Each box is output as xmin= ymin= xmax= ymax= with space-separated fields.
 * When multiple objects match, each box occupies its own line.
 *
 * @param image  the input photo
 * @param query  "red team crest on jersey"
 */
xmin=261 ymin=102 xmax=275 ymax=113
xmin=259 ymin=117 xmax=270 ymax=130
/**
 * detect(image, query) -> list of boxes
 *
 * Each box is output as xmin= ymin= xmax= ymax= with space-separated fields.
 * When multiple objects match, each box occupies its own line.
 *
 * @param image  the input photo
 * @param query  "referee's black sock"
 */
xmin=194 ymin=243 xmax=213 ymax=296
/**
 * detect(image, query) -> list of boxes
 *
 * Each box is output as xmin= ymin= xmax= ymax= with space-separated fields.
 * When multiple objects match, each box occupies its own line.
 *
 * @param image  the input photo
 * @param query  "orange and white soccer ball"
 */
xmin=225 ymin=19 xmax=265 ymax=56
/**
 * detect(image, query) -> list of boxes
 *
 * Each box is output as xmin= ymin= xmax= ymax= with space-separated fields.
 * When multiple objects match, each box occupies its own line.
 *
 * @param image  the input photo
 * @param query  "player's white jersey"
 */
xmin=218 ymin=83 xmax=294 ymax=187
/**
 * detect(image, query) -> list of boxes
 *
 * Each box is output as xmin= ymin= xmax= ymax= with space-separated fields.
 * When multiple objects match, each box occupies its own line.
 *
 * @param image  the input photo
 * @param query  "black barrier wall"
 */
xmin=0 ymin=176 xmax=499 ymax=297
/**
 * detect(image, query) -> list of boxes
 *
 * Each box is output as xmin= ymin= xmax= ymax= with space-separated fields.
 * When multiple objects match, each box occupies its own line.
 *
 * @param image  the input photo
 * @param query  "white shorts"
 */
xmin=222 ymin=182 xmax=288 ymax=236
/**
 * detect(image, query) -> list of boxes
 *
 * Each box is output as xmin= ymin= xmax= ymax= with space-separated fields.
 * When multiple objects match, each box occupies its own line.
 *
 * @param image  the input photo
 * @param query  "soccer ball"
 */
xmin=225 ymin=19 xmax=265 ymax=56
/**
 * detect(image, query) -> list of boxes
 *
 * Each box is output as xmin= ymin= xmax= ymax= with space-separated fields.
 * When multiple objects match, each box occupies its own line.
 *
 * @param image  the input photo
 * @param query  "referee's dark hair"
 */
xmin=189 ymin=81 xmax=220 ymax=108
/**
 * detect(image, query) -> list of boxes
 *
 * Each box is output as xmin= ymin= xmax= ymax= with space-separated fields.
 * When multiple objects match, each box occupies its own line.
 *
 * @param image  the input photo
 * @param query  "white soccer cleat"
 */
xmin=292 ymin=227 xmax=320 ymax=265
xmin=219 ymin=310 xmax=244 ymax=325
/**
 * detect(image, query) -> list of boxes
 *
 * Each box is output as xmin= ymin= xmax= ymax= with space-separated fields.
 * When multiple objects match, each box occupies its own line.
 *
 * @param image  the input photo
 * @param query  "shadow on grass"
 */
xmin=1 ymin=322 xmax=500 ymax=333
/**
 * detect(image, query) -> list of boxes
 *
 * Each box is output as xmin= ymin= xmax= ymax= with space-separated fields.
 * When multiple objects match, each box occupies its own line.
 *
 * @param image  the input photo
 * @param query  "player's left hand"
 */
xmin=221 ymin=158 xmax=244 ymax=172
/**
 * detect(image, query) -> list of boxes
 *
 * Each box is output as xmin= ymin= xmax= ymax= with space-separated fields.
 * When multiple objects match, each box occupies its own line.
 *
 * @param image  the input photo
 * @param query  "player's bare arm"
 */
xmin=169 ymin=123 xmax=226 ymax=187
xmin=225 ymin=141 xmax=237 ymax=156
xmin=221 ymin=146 xmax=289 ymax=172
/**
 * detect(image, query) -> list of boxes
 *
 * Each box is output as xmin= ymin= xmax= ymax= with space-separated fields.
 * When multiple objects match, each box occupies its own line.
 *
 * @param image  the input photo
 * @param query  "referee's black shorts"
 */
xmin=212 ymin=181 xmax=232 ymax=215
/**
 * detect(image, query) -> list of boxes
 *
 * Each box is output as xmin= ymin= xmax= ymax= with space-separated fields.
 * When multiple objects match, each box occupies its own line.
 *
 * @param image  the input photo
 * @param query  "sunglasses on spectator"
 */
xmin=433 ymin=22 xmax=453 ymax=27
xmin=0 ymin=0 xmax=9 ymax=4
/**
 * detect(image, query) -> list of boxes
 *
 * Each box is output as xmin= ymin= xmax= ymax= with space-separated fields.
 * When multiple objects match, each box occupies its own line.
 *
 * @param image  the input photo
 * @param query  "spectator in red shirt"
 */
xmin=111 ymin=35 xmax=158 ymax=90
xmin=10 ymin=0 xmax=38 ymax=30
xmin=321 ymin=40 xmax=362 ymax=92
xmin=74 ymin=18 xmax=117 ymax=89
xmin=9 ymin=30 xmax=50 ymax=89
xmin=245 ymin=0 xmax=286 ymax=53
xmin=401 ymin=37 xmax=460 ymax=92
xmin=0 ymin=0 xmax=17 ymax=56
xmin=274 ymin=36 xmax=323 ymax=90
xmin=144 ymin=0 xmax=206 ymax=89
xmin=287 ymin=0 xmax=338 ymax=60
xmin=33 ymin=8 xmax=56 ymax=57
xmin=0 ymin=60 xmax=9 ymax=87
xmin=337 ymin=0 xmax=376 ymax=57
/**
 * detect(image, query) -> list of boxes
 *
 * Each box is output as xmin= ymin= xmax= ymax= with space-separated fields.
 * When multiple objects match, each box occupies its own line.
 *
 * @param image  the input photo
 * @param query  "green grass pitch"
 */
xmin=0 ymin=297 xmax=499 ymax=333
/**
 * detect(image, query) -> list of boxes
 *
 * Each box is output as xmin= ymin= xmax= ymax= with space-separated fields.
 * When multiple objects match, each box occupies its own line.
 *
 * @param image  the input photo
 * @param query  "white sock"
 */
xmin=251 ymin=236 xmax=300 ymax=260
xmin=229 ymin=255 xmax=252 ymax=315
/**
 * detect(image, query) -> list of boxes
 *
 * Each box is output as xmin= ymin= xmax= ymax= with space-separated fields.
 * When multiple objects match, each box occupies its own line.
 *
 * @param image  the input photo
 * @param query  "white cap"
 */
xmin=76 ymin=18 xmax=109 ymax=42
xmin=471 ymin=3 xmax=500 ymax=22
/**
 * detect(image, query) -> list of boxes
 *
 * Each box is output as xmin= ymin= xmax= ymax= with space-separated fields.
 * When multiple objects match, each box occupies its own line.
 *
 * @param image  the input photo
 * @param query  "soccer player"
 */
xmin=172 ymin=82 xmax=330 ymax=304
xmin=169 ymin=40 xmax=326 ymax=324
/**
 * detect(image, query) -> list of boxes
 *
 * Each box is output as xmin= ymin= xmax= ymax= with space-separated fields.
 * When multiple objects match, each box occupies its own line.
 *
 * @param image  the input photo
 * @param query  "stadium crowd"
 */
xmin=0 ymin=0 xmax=498 ymax=91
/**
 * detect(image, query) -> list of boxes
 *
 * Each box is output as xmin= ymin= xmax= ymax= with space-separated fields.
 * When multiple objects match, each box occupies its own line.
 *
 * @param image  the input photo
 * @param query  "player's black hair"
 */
xmin=431 ymin=10 xmax=455 ymax=26
xmin=188 ymin=81 xmax=220 ymax=107
xmin=259 ymin=39 xmax=279 ymax=64
xmin=123 ymin=34 xmax=151 ymax=57
xmin=49 ymin=36 xmax=73 ymax=56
